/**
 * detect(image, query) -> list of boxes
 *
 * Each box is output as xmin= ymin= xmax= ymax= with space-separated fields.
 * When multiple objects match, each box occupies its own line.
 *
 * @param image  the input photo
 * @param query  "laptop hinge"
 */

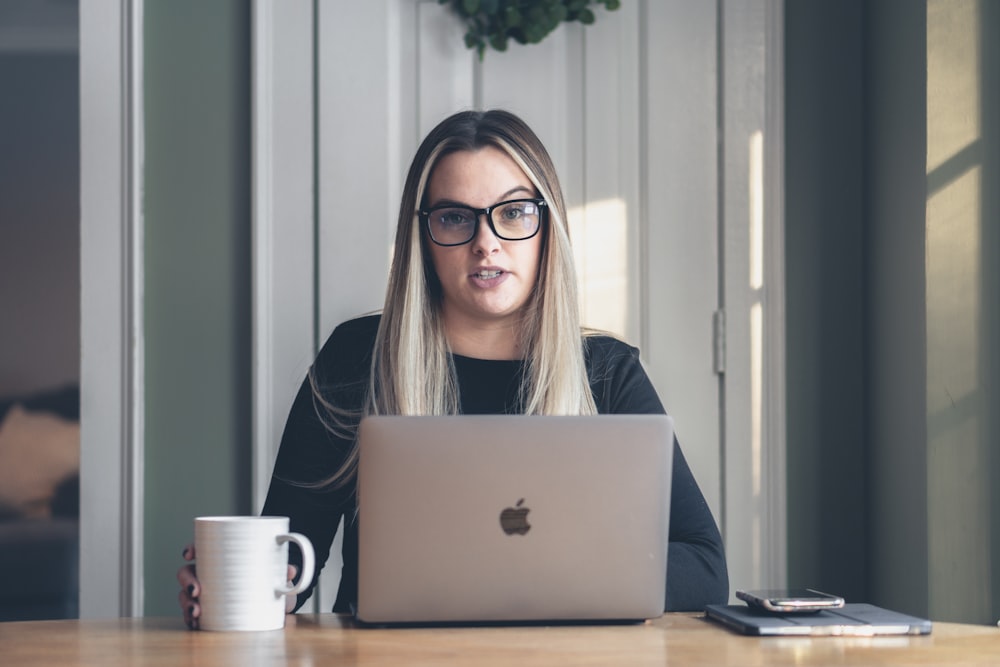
xmin=713 ymin=310 xmax=726 ymax=375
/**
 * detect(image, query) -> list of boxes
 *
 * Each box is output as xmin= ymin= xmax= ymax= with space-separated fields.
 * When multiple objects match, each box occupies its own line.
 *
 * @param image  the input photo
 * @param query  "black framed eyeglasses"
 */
xmin=419 ymin=198 xmax=547 ymax=247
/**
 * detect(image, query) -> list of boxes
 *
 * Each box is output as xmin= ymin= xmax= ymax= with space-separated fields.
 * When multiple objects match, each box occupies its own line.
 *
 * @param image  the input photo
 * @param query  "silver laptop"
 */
xmin=354 ymin=414 xmax=674 ymax=625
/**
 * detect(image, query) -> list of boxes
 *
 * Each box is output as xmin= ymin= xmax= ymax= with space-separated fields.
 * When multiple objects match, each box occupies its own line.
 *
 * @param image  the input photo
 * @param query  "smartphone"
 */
xmin=736 ymin=588 xmax=845 ymax=613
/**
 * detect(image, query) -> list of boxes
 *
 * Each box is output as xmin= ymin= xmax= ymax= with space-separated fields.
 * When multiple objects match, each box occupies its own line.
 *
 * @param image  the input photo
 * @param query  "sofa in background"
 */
xmin=0 ymin=385 xmax=80 ymax=621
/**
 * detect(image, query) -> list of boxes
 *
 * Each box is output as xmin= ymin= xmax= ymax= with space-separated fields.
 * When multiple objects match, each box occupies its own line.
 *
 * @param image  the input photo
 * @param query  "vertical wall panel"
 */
xmin=478 ymin=24 xmax=577 ymax=184
xmin=865 ymin=0 xmax=929 ymax=618
xmin=720 ymin=0 xmax=786 ymax=594
xmin=580 ymin=2 xmax=641 ymax=343
xmin=317 ymin=0 xmax=401 ymax=339
xmin=417 ymin=1 xmax=474 ymax=137
xmin=144 ymin=0 xmax=252 ymax=616
xmin=80 ymin=0 xmax=139 ymax=619
xmin=720 ymin=3 xmax=765 ymax=596
xmin=925 ymin=0 xmax=992 ymax=624
xmin=252 ymin=0 xmax=316 ymax=513
xmin=783 ymin=0 xmax=868 ymax=602
xmin=313 ymin=0 xmax=426 ymax=612
xmin=643 ymin=0 xmax=722 ymax=524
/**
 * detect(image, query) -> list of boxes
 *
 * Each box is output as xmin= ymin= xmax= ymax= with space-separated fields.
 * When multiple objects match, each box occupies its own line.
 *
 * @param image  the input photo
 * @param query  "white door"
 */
xmin=253 ymin=0 xmax=785 ymax=610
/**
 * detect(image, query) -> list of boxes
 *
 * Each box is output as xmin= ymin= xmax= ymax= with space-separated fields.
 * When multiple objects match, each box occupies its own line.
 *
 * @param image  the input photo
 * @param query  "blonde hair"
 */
xmin=314 ymin=110 xmax=596 ymax=487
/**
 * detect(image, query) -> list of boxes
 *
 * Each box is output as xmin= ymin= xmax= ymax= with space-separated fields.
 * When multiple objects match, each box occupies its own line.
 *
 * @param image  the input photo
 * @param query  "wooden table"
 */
xmin=1 ymin=613 xmax=997 ymax=666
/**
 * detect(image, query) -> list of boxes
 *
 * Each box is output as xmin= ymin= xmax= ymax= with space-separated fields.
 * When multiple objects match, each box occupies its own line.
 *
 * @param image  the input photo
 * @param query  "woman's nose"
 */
xmin=470 ymin=214 xmax=501 ymax=255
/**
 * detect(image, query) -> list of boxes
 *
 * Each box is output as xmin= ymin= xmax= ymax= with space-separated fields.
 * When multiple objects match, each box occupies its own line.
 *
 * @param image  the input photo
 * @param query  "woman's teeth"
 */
xmin=476 ymin=270 xmax=502 ymax=279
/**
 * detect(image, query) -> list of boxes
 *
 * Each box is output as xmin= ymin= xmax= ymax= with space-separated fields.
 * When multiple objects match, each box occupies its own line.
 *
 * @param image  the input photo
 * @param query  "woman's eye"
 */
xmin=499 ymin=204 xmax=531 ymax=221
xmin=437 ymin=210 xmax=473 ymax=226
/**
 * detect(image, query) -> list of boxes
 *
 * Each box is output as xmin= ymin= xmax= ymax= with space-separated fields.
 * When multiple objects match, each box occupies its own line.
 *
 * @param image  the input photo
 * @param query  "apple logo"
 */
xmin=499 ymin=498 xmax=531 ymax=535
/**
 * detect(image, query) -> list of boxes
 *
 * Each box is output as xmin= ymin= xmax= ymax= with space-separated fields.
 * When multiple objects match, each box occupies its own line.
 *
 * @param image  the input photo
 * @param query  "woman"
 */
xmin=178 ymin=109 xmax=728 ymax=628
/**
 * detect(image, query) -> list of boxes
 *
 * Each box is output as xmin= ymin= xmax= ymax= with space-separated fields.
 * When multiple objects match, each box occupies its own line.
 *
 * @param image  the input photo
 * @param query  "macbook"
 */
xmin=354 ymin=414 xmax=674 ymax=625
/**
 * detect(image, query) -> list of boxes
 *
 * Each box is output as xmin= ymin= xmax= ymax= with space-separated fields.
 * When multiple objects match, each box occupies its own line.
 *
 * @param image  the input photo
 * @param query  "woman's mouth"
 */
xmin=474 ymin=270 xmax=503 ymax=280
xmin=470 ymin=268 xmax=507 ymax=286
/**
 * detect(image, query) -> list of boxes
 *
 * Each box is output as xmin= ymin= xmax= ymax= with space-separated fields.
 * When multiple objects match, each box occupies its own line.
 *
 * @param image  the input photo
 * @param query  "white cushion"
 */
xmin=0 ymin=404 xmax=80 ymax=518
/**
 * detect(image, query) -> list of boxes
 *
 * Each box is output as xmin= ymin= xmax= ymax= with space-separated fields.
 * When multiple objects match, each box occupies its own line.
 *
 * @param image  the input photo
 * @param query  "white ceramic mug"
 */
xmin=194 ymin=516 xmax=315 ymax=631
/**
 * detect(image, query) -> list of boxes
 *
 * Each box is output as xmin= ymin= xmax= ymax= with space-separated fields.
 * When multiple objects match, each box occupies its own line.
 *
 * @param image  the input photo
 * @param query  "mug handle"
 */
xmin=275 ymin=532 xmax=315 ymax=597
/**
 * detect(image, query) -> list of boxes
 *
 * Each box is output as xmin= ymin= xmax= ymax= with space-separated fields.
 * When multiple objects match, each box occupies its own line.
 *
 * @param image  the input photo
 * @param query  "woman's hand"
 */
xmin=177 ymin=543 xmax=200 ymax=629
xmin=177 ymin=543 xmax=299 ymax=630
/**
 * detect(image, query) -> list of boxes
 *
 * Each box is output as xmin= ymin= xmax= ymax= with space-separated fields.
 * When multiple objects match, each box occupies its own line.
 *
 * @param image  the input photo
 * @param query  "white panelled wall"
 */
xmin=252 ymin=0 xmax=785 ymax=610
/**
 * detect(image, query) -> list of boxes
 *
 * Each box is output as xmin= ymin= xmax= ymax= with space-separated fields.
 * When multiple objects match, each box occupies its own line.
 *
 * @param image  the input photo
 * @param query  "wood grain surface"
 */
xmin=0 ymin=613 xmax=997 ymax=666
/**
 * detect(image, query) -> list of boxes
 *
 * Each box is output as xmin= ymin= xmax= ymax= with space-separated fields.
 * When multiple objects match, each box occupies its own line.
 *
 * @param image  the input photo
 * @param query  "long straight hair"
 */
xmin=315 ymin=110 xmax=596 ymax=487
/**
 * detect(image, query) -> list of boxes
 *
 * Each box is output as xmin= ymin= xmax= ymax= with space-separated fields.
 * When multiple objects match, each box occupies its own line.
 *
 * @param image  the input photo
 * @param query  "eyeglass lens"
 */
xmin=425 ymin=199 xmax=542 ymax=246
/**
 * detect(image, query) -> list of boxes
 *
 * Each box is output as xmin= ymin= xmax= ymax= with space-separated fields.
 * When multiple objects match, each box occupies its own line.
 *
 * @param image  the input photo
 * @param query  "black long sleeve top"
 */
xmin=262 ymin=314 xmax=729 ymax=613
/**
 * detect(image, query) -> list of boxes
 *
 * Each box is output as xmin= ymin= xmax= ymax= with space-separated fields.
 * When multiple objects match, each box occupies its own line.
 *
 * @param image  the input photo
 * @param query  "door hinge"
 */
xmin=713 ymin=310 xmax=726 ymax=375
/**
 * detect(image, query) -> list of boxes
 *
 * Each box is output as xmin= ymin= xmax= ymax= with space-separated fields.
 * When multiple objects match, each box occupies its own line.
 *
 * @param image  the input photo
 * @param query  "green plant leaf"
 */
xmin=443 ymin=0 xmax=614 ymax=58
xmin=489 ymin=32 xmax=509 ymax=51
xmin=504 ymin=6 xmax=522 ymax=27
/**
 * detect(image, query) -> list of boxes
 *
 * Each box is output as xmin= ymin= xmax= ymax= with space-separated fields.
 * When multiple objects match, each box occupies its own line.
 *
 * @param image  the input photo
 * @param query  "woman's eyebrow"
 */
xmin=498 ymin=185 xmax=535 ymax=200
xmin=427 ymin=186 xmax=536 ymax=209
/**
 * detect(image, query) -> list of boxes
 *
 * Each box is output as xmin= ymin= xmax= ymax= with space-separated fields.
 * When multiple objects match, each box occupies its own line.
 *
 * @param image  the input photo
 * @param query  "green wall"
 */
xmin=987 ymin=0 xmax=1000 ymax=627
xmin=864 ymin=0 xmax=930 ymax=617
xmin=143 ymin=0 xmax=252 ymax=616
xmin=784 ymin=0 xmax=868 ymax=603
xmin=786 ymin=0 xmax=1000 ymax=624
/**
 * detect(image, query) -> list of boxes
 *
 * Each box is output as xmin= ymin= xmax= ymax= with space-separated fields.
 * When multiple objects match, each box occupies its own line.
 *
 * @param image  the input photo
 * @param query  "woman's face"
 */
xmin=424 ymin=146 xmax=543 ymax=335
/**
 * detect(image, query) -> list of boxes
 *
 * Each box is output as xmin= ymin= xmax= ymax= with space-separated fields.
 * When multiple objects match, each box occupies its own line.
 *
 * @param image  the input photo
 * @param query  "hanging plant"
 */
xmin=440 ymin=0 xmax=621 ymax=60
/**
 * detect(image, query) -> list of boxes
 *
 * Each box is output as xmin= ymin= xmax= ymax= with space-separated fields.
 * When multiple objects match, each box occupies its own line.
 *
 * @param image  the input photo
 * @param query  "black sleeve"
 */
xmin=587 ymin=337 xmax=730 ymax=611
xmin=260 ymin=316 xmax=376 ymax=612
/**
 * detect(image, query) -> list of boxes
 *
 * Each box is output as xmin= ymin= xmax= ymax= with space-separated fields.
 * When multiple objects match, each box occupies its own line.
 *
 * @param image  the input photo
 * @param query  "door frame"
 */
xmin=718 ymin=0 xmax=788 ymax=593
xmin=79 ymin=0 xmax=145 ymax=617
xmin=250 ymin=0 xmax=787 ymax=598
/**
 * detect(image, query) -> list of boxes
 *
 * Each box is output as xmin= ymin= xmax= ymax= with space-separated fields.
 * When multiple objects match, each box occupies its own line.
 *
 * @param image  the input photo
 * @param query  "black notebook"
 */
xmin=705 ymin=603 xmax=933 ymax=636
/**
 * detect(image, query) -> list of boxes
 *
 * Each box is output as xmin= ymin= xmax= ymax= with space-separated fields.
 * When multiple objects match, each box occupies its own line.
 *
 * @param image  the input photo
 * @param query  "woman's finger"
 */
xmin=177 ymin=563 xmax=199 ymax=598
xmin=178 ymin=546 xmax=201 ymax=630
xmin=284 ymin=564 xmax=301 ymax=613
xmin=179 ymin=588 xmax=200 ymax=630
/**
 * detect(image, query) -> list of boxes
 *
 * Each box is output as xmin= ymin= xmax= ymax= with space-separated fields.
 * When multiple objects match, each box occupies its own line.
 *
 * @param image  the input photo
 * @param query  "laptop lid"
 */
xmin=355 ymin=414 xmax=674 ymax=625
